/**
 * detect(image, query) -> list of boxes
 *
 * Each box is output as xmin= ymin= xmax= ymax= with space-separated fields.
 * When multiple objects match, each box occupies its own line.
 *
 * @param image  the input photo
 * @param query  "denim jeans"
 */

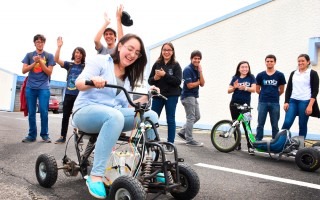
xmin=72 ymin=104 xmax=158 ymax=176
xmin=60 ymin=94 xmax=77 ymax=138
xmin=25 ymin=87 xmax=50 ymax=140
xmin=281 ymin=98 xmax=310 ymax=138
xmin=180 ymin=97 xmax=200 ymax=142
xmin=256 ymin=102 xmax=280 ymax=140
xmin=151 ymin=96 xmax=179 ymax=143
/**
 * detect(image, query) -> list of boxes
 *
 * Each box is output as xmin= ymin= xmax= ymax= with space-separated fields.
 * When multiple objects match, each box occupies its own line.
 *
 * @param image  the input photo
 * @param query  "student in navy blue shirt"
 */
xmin=177 ymin=50 xmax=205 ymax=147
xmin=228 ymin=61 xmax=256 ymax=154
xmin=54 ymin=36 xmax=86 ymax=144
xmin=256 ymin=54 xmax=286 ymax=140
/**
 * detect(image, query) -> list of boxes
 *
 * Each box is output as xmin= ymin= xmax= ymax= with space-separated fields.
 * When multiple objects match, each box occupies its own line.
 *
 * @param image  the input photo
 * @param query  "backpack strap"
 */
xmin=66 ymin=63 xmax=85 ymax=81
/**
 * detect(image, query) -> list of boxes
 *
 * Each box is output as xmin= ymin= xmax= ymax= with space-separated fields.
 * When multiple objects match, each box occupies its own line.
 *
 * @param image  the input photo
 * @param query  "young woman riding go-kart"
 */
xmin=211 ymin=103 xmax=320 ymax=172
xmin=35 ymin=33 xmax=199 ymax=200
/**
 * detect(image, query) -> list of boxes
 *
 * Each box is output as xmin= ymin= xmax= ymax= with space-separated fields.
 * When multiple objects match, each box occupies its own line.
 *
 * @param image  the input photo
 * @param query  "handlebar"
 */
xmin=232 ymin=103 xmax=253 ymax=111
xmin=85 ymin=80 xmax=167 ymax=109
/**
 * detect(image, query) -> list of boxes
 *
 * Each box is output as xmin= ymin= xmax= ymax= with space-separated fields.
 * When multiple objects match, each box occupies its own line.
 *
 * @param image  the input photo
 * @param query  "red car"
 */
xmin=37 ymin=96 xmax=60 ymax=114
xmin=49 ymin=96 xmax=59 ymax=114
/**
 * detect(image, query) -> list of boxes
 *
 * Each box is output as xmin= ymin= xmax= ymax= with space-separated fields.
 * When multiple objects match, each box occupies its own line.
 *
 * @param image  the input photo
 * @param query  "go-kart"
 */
xmin=211 ymin=103 xmax=320 ymax=172
xmin=35 ymin=83 xmax=200 ymax=200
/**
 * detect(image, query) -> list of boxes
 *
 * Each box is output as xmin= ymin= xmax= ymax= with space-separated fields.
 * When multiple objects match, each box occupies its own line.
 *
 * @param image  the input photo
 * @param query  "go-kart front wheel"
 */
xmin=295 ymin=147 xmax=320 ymax=172
xmin=35 ymin=154 xmax=58 ymax=188
xmin=170 ymin=163 xmax=200 ymax=200
xmin=108 ymin=175 xmax=146 ymax=200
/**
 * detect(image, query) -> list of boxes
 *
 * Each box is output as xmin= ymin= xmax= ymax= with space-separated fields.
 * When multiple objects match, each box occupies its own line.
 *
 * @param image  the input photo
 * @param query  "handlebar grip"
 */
xmin=151 ymin=90 xmax=168 ymax=100
xmin=85 ymin=80 xmax=94 ymax=86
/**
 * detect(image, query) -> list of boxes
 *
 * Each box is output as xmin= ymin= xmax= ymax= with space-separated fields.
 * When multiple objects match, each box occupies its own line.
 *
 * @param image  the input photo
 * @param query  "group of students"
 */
xmin=20 ymin=5 xmax=205 ymax=199
xmin=228 ymin=54 xmax=320 ymax=154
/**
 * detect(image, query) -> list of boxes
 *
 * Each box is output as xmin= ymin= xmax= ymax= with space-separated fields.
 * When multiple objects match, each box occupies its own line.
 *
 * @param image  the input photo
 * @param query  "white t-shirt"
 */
xmin=291 ymin=68 xmax=311 ymax=100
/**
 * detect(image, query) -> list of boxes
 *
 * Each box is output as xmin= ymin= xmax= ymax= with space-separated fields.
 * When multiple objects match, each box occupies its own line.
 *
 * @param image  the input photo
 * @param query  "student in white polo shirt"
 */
xmin=282 ymin=54 xmax=320 ymax=138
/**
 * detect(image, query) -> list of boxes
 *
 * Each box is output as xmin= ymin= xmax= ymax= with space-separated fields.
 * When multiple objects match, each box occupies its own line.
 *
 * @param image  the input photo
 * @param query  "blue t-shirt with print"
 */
xmin=230 ymin=74 xmax=256 ymax=105
xmin=21 ymin=51 xmax=56 ymax=89
xmin=63 ymin=61 xmax=84 ymax=95
xmin=256 ymin=70 xmax=286 ymax=103
xmin=181 ymin=64 xmax=200 ymax=100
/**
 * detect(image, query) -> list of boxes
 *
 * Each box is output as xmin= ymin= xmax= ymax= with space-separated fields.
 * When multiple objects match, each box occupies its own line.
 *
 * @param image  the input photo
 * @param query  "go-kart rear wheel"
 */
xmin=295 ymin=148 xmax=320 ymax=172
xmin=312 ymin=141 xmax=320 ymax=148
xmin=35 ymin=154 xmax=58 ymax=188
xmin=211 ymin=120 xmax=241 ymax=153
xmin=108 ymin=175 xmax=146 ymax=200
xmin=170 ymin=163 xmax=200 ymax=200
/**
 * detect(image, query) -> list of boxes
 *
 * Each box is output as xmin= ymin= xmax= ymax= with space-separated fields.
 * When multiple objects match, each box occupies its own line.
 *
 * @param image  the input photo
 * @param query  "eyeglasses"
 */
xmin=162 ymin=49 xmax=173 ymax=52
xmin=123 ymin=45 xmax=142 ymax=58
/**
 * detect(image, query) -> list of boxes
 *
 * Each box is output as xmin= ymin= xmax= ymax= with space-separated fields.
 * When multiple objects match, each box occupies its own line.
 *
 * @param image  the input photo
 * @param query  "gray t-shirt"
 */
xmin=97 ymin=45 xmax=115 ymax=55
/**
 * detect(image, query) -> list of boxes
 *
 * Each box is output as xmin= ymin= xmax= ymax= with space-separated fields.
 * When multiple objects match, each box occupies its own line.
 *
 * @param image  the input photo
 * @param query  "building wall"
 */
xmin=147 ymin=0 xmax=320 ymax=138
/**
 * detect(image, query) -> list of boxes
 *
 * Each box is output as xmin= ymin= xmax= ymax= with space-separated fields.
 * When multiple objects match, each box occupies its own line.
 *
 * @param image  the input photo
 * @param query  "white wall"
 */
xmin=0 ymin=69 xmax=17 ymax=111
xmin=148 ymin=0 xmax=320 ymax=138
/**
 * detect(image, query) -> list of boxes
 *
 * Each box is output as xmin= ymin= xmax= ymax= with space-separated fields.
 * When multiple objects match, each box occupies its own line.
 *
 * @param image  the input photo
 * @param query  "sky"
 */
xmin=0 ymin=0 xmax=259 ymax=81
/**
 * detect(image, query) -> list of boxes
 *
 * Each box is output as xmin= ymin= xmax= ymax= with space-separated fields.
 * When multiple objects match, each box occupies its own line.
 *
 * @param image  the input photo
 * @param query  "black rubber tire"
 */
xmin=312 ymin=141 xmax=320 ymax=148
xmin=52 ymin=110 xmax=59 ymax=114
xmin=295 ymin=147 xmax=320 ymax=172
xmin=170 ymin=164 xmax=200 ymax=200
xmin=108 ymin=175 xmax=146 ymax=200
xmin=211 ymin=120 xmax=241 ymax=153
xmin=35 ymin=154 xmax=58 ymax=188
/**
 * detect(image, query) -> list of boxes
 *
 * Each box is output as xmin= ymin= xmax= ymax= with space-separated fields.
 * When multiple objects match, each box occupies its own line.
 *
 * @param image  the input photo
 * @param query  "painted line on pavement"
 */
xmin=195 ymin=163 xmax=320 ymax=190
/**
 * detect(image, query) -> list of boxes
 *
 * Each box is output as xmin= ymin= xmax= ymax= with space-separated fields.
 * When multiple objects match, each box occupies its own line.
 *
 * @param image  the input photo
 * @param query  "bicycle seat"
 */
xmin=252 ymin=129 xmax=291 ymax=153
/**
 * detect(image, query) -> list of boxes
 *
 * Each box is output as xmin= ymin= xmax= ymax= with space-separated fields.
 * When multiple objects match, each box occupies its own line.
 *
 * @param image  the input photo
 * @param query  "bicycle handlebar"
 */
xmin=232 ymin=103 xmax=253 ymax=111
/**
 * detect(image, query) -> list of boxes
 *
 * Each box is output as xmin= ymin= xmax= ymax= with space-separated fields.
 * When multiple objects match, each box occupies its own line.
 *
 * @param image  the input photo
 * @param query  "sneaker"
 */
xmin=164 ymin=145 xmax=174 ymax=154
xmin=177 ymin=132 xmax=186 ymax=141
xmin=55 ymin=137 xmax=66 ymax=144
xmin=235 ymin=143 xmax=241 ymax=151
xmin=248 ymin=147 xmax=255 ymax=155
xmin=186 ymin=140 xmax=203 ymax=147
xmin=86 ymin=176 xmax=107 ymax=199
xmin=22 ymin=137 xmax=36 ymax=143
xmin=41 ymin=137 xmax=52 ymax=143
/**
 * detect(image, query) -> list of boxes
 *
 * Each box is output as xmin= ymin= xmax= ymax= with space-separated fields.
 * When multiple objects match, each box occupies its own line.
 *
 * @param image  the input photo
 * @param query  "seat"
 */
xmin=252 ymin=130 xmax=291 ymax=153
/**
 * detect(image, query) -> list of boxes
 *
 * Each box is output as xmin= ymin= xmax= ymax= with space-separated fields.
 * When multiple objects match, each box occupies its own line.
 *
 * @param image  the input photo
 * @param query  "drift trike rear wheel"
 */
xmin=295 ymin=147 xmax=320 ymax=172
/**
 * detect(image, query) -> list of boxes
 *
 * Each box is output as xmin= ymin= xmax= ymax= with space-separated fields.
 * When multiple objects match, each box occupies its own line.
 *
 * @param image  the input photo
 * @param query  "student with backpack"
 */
xmin=21 ymin=34 xmax=56 ymax=143
xmin=54 ymin=36 xmax=86 ymax=144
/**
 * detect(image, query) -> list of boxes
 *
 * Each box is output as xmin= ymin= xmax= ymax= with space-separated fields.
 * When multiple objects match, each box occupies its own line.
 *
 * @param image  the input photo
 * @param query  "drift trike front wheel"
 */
xmin=35 ymin=154 xmax=58 ymax=188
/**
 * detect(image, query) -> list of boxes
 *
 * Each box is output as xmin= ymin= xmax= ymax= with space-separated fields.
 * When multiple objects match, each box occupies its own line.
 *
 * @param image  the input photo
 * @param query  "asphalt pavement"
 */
xmin=0 ymin=111 xmax=320 ymax=200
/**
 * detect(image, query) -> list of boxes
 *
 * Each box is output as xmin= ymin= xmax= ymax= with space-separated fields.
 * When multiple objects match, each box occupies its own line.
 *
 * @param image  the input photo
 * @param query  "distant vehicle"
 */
xmin=49 ymin=96 xmax=59 ymax=114
xmin=36 ymin=96 xmax=60 ymax=114
xmin=58 ymin=101 xmax=63 ymax=113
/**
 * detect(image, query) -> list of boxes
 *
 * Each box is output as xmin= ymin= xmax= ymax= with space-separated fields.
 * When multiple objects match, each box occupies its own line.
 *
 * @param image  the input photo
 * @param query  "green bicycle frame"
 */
xmin=237 ymin=113 xmax=256 ymax=144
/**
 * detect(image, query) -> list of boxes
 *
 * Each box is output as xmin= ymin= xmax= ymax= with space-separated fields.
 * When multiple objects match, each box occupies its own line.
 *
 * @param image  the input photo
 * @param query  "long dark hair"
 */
xmin=234 ymin=61 xmax=252 ymax=77
xmin=156 ymin=42 xmax=177 ymax=65
xmin=71 ymin=47 xmax=86 ymax=64
xmin=111 ymin=34 xmax=147 ymax=89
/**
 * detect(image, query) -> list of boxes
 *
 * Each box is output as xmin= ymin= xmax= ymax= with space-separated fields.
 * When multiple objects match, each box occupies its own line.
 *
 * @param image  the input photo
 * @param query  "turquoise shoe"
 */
xmin=86 ymin=176 xmax=107 ymax=199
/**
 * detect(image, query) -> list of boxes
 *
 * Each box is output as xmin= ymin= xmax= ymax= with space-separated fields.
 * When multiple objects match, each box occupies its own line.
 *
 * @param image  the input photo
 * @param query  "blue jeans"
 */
xmin=25 ymin=88 xmax=50 ymax=140
xmin=281 ymin=98 xmax=310 ymax=138
xmin=180 ymin=97 xmax=200 ymax=142
xmin=72 ymin=105 xmax=158 ymax=176
xmin=256 ymin=102 xmax=280 ymax=140
xmin=151 ymin=96 xmax=179 ymax=143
